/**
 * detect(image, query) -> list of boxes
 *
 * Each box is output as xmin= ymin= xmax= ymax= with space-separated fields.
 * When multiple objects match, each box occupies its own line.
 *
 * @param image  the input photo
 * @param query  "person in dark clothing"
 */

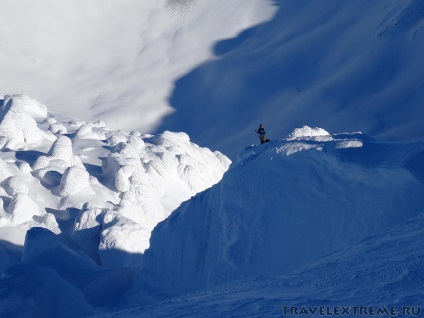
xmin=256 ymin=124 xmax=269 ymax=144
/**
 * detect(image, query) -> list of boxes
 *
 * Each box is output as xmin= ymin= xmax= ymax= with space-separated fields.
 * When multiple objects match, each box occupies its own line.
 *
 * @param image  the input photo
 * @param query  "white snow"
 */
xmin=287 ymin=125 xmax=332 ymax=140
xmin=1 ymin=99 xmax=423 ymax=317
xmin=0 ymin=94 xmax=51 ymax=149
xmin=0 ymin=0 xmax=276 ymax=133
xmin=129 ymin=131 xmax=424 ymax=304
xmin=0 ymin=95 xmax=230 ymax=269
xmin=1 ymin=1 xmax=424 ymax=317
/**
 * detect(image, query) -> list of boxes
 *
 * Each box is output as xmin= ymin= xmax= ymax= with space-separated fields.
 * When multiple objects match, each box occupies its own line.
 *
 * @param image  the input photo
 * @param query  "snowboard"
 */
xmin=259 ymin=136 xmax=270 ymax=144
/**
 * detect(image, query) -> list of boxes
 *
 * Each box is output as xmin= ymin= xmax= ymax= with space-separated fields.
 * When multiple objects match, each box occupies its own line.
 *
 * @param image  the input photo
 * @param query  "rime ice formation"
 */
xmin=0 ymin=95 xmax=231 ymax=269
xmin=0 ymin=94 xmax=51 ymax=149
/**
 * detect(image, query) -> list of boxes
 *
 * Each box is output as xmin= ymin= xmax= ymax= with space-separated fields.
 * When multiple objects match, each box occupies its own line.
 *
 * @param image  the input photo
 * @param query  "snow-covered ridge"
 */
xmin=131 ymin=127 xmax=424 ymax=304
xmin=0 ymin=94 xmax=230 ymax=268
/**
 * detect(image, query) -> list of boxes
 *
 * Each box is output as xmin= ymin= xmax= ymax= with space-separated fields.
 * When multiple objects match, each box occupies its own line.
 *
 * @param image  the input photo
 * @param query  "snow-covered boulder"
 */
xmin=32 ymin=135 xmax=85 ymax=185
xmin=7 ymin=193 xmax=41 ymax=224
xmin=0 ymin=94 xmax=48 ymax=149
xmin=48 ymin=135 xmax=74 ymax=163
xmin=49 ymin=122 xmax=67 ymax=135
xmin=288 ymin=126 xmax=332 ymax=141
xmin=59 ymin=166 xmax=94 ymax=197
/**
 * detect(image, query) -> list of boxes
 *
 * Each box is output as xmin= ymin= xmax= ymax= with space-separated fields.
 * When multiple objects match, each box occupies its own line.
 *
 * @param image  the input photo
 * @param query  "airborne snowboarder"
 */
xmin=255 ymin=124 xmax=270 ymax=144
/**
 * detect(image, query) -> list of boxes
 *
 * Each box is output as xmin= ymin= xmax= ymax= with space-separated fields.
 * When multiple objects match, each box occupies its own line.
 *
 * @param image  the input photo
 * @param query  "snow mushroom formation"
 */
xmin=0 ymin=95 xmax=231 ymax=270
xmin=0 ymin=94 xmax=52 ymax=149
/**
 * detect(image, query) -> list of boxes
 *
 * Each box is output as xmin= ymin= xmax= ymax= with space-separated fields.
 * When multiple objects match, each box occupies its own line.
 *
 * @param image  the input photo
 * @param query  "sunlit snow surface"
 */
xmin=0 ymin=0 xmax=276 ymax=132
xmin=0 ymin=94 xmax=230 ymax=268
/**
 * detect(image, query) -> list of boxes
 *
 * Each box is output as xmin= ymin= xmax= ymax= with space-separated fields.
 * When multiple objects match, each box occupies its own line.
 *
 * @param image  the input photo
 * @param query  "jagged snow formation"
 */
xmin=131 ymin=128 xmax=424 ymax=304
xmin=0 ymin=95 xmax=230 ymax=268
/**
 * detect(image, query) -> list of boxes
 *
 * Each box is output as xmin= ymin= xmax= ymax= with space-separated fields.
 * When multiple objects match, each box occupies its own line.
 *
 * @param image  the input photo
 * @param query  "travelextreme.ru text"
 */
xmin=281 ymin=306 xmax=421 ymax=316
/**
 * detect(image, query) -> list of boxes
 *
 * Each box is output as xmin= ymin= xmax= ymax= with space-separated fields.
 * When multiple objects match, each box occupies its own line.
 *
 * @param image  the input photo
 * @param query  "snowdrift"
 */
xmin=131 ymin=126 xmax=424 ymax=304
xmin=94 ymin=212 xmax=424 ymax=318
xmin=0 ymin=95 xmax=230 ymax=268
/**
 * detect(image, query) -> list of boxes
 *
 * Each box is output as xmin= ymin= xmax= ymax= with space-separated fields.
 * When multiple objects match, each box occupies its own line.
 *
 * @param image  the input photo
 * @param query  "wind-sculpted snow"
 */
xmin=132 ymin=127 xmax=424 ymax=304
xmin=0 ymin=95 xmax=230 ymax=269
xmin=94 ymin=212 xmax=424 ymax=318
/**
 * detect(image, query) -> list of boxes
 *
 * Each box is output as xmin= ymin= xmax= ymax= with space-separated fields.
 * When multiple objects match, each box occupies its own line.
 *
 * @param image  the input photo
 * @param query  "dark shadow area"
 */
xmin=46 ymin=207 xmax=85 ymax=251
xmin=0 ymin=239 xmax=23 ymax=276
xmin=214 ymin=27 xmax=257 ymax=56
xmin=83 ymin=163 xmax=103 ymax=179
xmin=0 ymin=196 xmax=10 ymax=211
xmin=39 ymin=170 xmax=62 ymax=188
xmin=83 ymin=160 xmax=115 ymax=192
xmin=0 ymin=227 xmax=142 ymax=317
xmin=101 ymin=145 xmax=113 ymax=152
xmin=15 ymin=150 xmax=45 ymax=166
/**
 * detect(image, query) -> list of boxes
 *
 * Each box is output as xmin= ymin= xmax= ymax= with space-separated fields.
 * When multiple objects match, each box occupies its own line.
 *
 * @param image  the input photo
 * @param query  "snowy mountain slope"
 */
xmin=127 ymin=127 xmax=424 ymax=305
xmin=0 ymin=95 xmax=230 ymax=269
xmin=1 ymin=99 xmax=424 ymax=317
xmin=158 ymin=0 xmax=424 ymax=158
xmin=0 ymin=0 xmax=276 ymax=132
xmin=93 ymin=212 xmax=424 ymax=318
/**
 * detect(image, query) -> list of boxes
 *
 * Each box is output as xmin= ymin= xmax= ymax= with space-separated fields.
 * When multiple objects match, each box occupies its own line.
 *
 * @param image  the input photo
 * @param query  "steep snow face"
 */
xmin=0 ymin=0 xmax=276 ymax=132
xmin=132 ymin=127 xmax=424 ymax=303
xmin=0 ymin=95 xmax=230 ymax=268
xmin=93 ymin=212 xmax=424 ymax=318
xmin=159 ymin=0 xmax=424 ymax=158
